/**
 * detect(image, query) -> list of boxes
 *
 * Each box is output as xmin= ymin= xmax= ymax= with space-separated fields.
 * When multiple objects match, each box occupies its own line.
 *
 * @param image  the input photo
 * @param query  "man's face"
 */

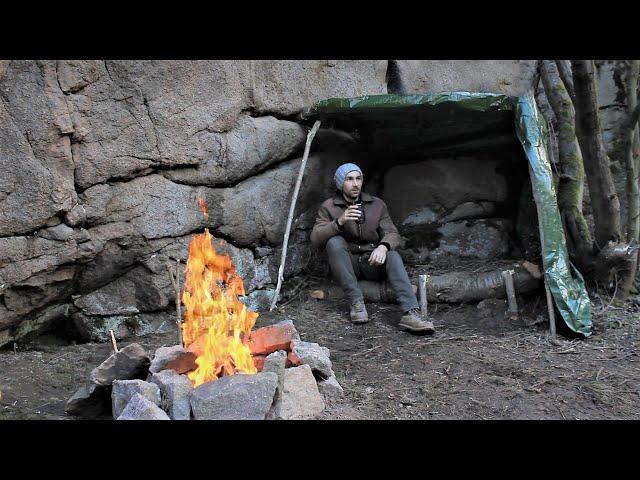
xmin=342 ymin=170 xmax=363 ymax=200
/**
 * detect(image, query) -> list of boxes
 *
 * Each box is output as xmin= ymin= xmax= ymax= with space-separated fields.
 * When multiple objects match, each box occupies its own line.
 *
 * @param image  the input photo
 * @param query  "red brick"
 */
xmin=247 ymin=322 xmax=297 ymax=356
xmin=252 ymin=355 xmax=266 ymax=372
xmin=164 ymin=352 xmax=198 ymax=374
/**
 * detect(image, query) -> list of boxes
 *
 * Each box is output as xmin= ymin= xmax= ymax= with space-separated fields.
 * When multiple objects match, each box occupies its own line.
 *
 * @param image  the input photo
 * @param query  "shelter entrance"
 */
xmin=302 ymin=92 xmax=592 ymax=335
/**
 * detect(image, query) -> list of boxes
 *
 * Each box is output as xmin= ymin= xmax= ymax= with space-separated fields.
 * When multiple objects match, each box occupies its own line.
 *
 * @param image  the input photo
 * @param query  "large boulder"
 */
xmin=251 ymin=60 xmax=388 ymax=116
xmin=163 ymin=115 xmax=306 ymax=186
xmin=390 ymin=60 xmax=538 ymax=97
xmin=63 ymin=60 xmax=253 ymax=190
xmin=0 ymin=61 xmax=76 ymax=237
xmin=382 ymin=157 xmax=509 ymax=226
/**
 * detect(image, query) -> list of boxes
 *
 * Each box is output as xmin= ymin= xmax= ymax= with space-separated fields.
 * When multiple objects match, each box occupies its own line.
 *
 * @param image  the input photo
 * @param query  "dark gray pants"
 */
xmin=325 ymin=236 xmax=419 ymax=313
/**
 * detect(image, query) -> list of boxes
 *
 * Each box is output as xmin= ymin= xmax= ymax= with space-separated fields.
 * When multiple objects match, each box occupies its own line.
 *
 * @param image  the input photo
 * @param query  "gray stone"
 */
xmin=117 ymin=393 xmax=170 ymax=420
xmin=263 ymin=350 xmax=287 ymax=420
xmin=81 ymin=174 xmax=219 ymax=240
xmin=270 ymin=364 xmax=325 ymax=420
xmin=317 ymin=374 xmax=344 ymax=399
xmin=150 ymin=345 xmax=197 ymax=374
xmin=390 ymin=60 xmax=537 ymax=97
xmin=64 ymin=204 xmax=87 ymax=227
xmin=251 ymin=60 xmax=387 ymax=116
xmin=383 ymin=157 xmax=509 ymax=225
xmin=71 ymin=312 xmax=133 ymax=343
xmin=0 ymin=61 xmax=77 ymax=238
xmin=39 ymin=223 xmax=75 ymax=241
xmin=240 ymin=289 xmax=276 ymax=313
xmin=90 ymin=343 xmax=151 ymax=386
xmin=65 ymin=382 xmax=111 ymax=418
xmin=190 ymin=372 xmax=278 ymax=420
xmin=111 ymin=379 xmax=161 ymax=419
xmin=164 ymin=115 xmax=306 ymax=186
xmin=65 ymin=61 xmax=252 ymax=190
xmin=151 ymin=369 xmax=194 ymax=420
xmin=433 ymin=219 xmax=513 ymax=260
xmin=74 ymin=277 xmax=140 ymax=316
xmin=290 ymin=340 xmax=334 ymax=380
xmin=440 ymin=201 xmax=496 ymax=223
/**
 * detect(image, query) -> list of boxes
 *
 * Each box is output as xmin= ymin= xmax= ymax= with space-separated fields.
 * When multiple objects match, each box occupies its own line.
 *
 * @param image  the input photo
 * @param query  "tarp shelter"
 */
xmin=302 ymin=91 xmax=592 ymax=337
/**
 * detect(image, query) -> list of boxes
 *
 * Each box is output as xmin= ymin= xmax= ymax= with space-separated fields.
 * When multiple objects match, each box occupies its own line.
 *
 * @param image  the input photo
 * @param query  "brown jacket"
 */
xmin=310 ymin=192 xmax=402 ymax=252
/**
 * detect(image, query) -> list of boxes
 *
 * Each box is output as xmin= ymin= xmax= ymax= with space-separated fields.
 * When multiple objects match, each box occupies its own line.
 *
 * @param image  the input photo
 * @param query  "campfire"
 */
xmin=181 ymin=227 xmax=258 ymax=386
xmin=66 ymin=198 xmax=343 ymax=420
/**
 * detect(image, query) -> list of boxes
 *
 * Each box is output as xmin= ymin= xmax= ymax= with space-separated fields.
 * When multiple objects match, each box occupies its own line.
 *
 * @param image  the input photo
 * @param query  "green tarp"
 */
xmin=303 ymin=91 xmax=592 ymax=336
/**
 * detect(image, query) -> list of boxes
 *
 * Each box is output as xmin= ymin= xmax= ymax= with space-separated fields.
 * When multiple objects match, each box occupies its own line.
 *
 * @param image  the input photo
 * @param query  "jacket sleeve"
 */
xmin=310 ymin=203 xmax=341 ymax=248
xmin=377 ymin=201 xmax=402 ymax=250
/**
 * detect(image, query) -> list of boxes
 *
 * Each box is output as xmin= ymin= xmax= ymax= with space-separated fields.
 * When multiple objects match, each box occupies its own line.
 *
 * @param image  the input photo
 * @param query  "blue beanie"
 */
xmin=334 ymin=163 xmax=363 ymax=190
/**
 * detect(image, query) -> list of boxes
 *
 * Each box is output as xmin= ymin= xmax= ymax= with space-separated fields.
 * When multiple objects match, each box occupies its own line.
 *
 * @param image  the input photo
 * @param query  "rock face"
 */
xmin=190 ymin=372 xmax=278 ymax=420
xmin=389 ymin=60 xmax=538 ymax=97
xmin=1 ymin=59 xmax=589 ymax=345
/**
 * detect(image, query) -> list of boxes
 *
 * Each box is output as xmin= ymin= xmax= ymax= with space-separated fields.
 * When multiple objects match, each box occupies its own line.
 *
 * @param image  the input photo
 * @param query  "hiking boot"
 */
xmin=398 ymin=309 xmax=435 ymax=334
xmin=350 ymin=300 xmax=369 ymax=324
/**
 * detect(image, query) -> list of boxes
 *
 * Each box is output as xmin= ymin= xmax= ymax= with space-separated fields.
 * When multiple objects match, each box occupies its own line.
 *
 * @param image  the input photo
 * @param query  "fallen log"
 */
xmin=311 ymin=262 xmax=542 ymax=304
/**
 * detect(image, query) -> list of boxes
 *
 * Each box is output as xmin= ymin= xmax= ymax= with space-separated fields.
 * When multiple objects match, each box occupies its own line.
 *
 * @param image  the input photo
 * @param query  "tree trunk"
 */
xmin=555 ymin=60 xmax=576 ymax=104
xmin=624 ymin=60 xmax=640 ymax=243
xmin=621 ymin=60 xmax=640 ymax=296
xmin=571 ymin=60 xmax=623 ymax=247
xmin=540 ymin=60 xmax=593 ymax=271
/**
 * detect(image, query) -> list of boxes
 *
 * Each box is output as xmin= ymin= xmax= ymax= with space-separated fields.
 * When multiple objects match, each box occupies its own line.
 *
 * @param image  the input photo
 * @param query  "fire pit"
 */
xmin=66 ymin=219 xmax=342 ymax=420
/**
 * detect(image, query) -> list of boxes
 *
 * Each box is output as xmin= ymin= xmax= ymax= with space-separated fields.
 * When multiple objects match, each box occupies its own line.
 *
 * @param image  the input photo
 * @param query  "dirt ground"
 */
xmin=1 ymin=275 xmax=639 ymax=420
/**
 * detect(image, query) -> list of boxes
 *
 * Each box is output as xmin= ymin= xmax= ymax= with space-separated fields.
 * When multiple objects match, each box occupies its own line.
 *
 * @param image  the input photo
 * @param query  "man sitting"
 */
xmin=310 ymin=163 xmax=435 ymax=334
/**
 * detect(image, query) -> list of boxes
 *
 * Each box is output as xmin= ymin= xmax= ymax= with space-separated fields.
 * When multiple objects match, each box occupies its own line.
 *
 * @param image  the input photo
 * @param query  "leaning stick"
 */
xmin=528 ymin=165 xmax=557 ymax=340
xmin=545 ymin=281 xmax=557 ymax=338
xmin=109 ymin=329 xmax=119 ymax=353
xmin=166 ymin=260 xmax=184 ymax=347
xmin=419 ymin=274 xmax=428 ymax=318
xmin=270 ymin=120 xmax=321 ymax=311
xmin=501 ymin=269 xmax=519 ymax=320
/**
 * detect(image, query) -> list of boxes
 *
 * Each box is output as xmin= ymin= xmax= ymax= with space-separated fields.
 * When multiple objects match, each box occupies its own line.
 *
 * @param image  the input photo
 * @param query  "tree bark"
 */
xmin=621 ymin=60 xmax=640 ymax=297
xmin=624 ymin=60 xmax=640 ymax=243
xmin=571 ymin=60 xmax=623 ymax=247
xmin=540 ymin=60 xmax=593 ymax=271
xmin=555 ymin=60 xmax=576 ymax=104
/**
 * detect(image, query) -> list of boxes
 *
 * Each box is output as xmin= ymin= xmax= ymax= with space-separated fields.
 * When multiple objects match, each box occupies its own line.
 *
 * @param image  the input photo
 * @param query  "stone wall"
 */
xmin=0 ymin=60 xmax=541 ymax=345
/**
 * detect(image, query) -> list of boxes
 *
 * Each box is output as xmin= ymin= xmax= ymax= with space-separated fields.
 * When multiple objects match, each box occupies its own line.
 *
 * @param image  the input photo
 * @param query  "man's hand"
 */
xmin=337 ymin=205 xmax=362 ymax=226
xmin=368 ymin=244 xmax=388 ymax=266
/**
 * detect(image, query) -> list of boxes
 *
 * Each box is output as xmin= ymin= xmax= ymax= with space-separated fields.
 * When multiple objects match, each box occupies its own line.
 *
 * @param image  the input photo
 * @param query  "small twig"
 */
xmin=109 ymin=330 xmax=119 ymax=353
xmin=166 ymin=260 xmax=184 ymax=347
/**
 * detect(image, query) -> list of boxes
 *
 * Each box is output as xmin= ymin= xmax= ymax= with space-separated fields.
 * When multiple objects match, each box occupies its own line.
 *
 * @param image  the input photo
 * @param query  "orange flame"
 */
xmin=198 ymin=197 xmax=209 ymax=218
xmin=181 ymin=228 xmax=257 ymax=387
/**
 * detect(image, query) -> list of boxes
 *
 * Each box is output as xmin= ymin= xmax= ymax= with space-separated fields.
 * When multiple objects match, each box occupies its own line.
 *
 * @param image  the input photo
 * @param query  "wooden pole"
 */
xmin=528 ymin=165 xmax=557 ymax=340
xmin=501 ymin=269 xmax=519 ymax=320
xmin=166 ymin=261 xmax=184 ymax=347
xmin=419 ymin=274 xmax=428 ymax=318
xmin=545 ymin=281 xmax=557 ymax=338
xmin=109 ymin=329 xmax=119 ymax=353
xmin=270 ymin=120 xmax=321 ymax=311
